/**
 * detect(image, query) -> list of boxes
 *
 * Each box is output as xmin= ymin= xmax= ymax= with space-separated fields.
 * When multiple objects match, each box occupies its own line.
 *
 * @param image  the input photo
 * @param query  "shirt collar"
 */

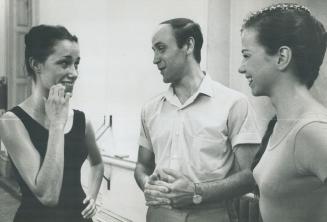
xmin=161 ymin=73 xmax=214 ymax=102
xmin=197 ymin=74 xmax=214 ymax=97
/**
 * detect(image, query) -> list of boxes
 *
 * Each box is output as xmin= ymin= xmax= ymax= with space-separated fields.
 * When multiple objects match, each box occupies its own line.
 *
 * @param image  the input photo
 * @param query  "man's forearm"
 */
xmin=199 ymin=169 xmax=256 ymax=203
xmin=134 ymin=163 xmax=152 ymax=191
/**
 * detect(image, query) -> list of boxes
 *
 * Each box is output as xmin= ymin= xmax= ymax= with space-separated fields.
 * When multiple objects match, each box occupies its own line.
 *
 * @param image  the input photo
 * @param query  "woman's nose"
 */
xmin=238 ymin=64 xmax=246 ymax=74
xmin=68 ymin=66 xmax=78 ymax=79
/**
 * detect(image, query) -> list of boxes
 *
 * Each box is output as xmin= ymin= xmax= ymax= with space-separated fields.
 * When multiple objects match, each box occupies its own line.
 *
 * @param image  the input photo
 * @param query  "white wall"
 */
xmin=38 ymin=0 xmax=208 ymax=161
xmin=0 ymin=0 xmax=6 ymax=77
xmin=206 ymin=0 xmax=231 ymax=86
xmin=307 ymin=0 xmax=327 ymax=107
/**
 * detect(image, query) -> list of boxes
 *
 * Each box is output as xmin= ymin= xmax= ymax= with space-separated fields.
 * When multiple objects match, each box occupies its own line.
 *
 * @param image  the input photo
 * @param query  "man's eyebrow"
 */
xmin=241 ymin=49 xmax=249 ymax=53
xmin=152 ymin=42 xmax=164 ymax=51
xmin=154 ymin=42 xmax=164 ymax=48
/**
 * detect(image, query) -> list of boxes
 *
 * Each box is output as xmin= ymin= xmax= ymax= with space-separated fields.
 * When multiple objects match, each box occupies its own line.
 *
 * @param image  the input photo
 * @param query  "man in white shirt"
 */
xmin=134 ymin=18 xmax=260 ymax=222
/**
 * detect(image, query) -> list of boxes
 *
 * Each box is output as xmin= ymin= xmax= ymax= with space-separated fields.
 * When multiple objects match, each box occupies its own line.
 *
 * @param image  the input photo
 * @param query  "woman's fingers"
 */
xmin=58 ymin=86 xmax=65 ymax=99
xmin=64 ymin=92 xmax=72 ymax=104
xmin=82 ymin=197 xmax=97 ymax=219
xmin=44 ymin=84 xmax=70 ymax=125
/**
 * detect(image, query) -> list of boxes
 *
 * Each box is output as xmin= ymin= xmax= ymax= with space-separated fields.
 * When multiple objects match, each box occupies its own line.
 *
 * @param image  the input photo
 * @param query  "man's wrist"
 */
xmin=192 ymin=182 xmax=203 ymax=204
xmin=142 ymin=175 xmax=149 ymax=191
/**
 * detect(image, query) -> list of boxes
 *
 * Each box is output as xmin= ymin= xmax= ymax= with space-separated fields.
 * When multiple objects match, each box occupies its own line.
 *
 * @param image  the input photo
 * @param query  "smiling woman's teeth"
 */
xmin=62 ymin=82 xmax=73 ymax=93
xmin=248 ymin=77 xmax=253 ymax=84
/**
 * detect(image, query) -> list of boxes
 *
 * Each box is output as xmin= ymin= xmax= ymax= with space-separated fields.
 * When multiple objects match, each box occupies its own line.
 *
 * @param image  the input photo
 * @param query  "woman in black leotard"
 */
xmin=0 ymin=25 xmax=104 ymax=222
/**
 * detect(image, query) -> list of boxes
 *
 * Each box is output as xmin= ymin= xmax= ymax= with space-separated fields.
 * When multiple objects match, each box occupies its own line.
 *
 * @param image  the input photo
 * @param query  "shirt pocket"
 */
xmin=190 ymin=130 xmax=228 ymax=171
xmin=149 ymin=115 xmax=173 ymax=156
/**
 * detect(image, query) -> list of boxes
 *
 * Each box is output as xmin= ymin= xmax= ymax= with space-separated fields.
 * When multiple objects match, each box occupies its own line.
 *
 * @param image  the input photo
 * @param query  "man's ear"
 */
xmin=29 ymin=57 xmax=42 ymax=74
xmin=184 ymin=37 xmax=195 ymax=56
xmin=276 ymin=46 xmax=292 ymax=71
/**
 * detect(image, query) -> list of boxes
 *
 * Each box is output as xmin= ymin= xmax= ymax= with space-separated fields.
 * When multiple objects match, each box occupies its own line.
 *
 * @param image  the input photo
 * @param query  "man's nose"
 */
xmin=153 ymin=52 xmax=160 ymax=64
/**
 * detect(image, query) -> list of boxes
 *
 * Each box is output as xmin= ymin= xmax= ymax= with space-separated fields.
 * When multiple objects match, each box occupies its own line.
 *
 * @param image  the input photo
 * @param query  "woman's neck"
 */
xmin=270 ymin=83 xmax=321 ymax=121
xmin=22 ymin=87 xmax=48 ymax=117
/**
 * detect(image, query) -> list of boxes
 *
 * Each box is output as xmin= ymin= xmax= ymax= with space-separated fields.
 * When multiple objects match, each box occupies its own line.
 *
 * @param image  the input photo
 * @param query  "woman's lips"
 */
xmin=246 ymin=76 xmax=253 ymax=87
xmin=61 ymin=82 xmax=74 ymax=93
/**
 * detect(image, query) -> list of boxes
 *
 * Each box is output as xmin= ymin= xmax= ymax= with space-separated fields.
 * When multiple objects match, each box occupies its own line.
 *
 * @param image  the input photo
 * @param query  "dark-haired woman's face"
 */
xmin=238 ymin=28 xmax=278 ymax=97
xmin=38 ymin=39 xmax=80 ymax=95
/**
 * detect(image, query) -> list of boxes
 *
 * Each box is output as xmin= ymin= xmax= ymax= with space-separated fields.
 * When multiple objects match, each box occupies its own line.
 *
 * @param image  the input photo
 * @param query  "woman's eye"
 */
xmin=74 ymin=63 xmax=79 ymax=70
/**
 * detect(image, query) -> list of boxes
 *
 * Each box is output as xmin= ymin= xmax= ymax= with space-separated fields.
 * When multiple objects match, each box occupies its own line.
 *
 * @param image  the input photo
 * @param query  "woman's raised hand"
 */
xmin=44 ymin=84 xmax=71 ymax=127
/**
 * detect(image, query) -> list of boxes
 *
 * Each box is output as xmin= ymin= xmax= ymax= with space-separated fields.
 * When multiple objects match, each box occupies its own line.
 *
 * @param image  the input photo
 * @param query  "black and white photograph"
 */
xmin=0 ymin=0 xmax=327 ymax=221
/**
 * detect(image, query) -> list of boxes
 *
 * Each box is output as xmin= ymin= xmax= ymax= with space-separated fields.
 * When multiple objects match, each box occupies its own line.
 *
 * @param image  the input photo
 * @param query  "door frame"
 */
xmin=5 ymin=0 xmax=39 ymax=109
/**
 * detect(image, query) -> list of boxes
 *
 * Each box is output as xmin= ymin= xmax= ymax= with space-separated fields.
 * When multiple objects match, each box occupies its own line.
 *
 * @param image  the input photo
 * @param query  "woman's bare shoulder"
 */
xmin=0 ymin=111 xmax=21 ymax=130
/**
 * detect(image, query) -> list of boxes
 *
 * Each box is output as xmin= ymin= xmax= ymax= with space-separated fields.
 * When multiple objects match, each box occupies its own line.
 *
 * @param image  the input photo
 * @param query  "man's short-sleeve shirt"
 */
xmin=139 ymin=75 xmax=260 ymax=182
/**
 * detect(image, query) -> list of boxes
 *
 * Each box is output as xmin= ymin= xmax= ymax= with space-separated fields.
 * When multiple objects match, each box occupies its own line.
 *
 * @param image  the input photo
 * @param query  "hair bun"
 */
xmin=24 ymin=32 xmax=30 ymax=45
xmin=324 ymin=32 xmax=327 ymax=47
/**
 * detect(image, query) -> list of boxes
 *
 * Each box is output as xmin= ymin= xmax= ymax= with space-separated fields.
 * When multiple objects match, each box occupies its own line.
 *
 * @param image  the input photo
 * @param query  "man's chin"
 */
xmin=162 ymin=78 xmax=170 ymax=83
xmin=251 ymin=89 xmax=266 ymax=97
